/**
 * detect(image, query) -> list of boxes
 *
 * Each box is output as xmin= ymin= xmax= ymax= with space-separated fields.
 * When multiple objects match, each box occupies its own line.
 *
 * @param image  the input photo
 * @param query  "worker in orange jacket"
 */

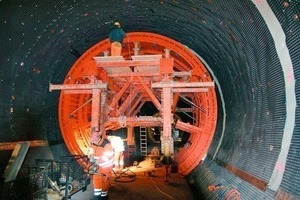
xmin=88 ymin=136 xmax=114 ymax=200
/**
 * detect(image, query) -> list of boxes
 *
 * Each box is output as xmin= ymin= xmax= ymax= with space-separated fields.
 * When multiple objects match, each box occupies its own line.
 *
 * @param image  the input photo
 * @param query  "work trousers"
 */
xmin=93 ymin=169 xmax=111 ymax=200
xmin=111 ymin=41 xmax=122 ymax=56
xmin=114 ymin=151 xmax=124 ymax=169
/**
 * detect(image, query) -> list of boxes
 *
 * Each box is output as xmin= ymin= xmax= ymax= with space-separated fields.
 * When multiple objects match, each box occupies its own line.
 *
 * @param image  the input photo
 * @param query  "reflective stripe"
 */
xmin=104 ymin=151 xmax=114 ymax=157
xmin=102 ymin=155 xmax=109 ymax=162
xmin=101 ymin=191 xmax=108 ymax=197
xmin=94 ymin=188 xmax=102 ymax=196
xmin=94 ymin=192 xmax=101 ymax=196
xmin=98 ymin=158 xmax=114 ymax=168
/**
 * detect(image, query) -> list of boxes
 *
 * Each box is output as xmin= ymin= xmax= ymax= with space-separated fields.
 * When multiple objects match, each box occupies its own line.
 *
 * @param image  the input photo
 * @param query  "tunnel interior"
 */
xmin=0 ymin=0 xmax=300 ymax=199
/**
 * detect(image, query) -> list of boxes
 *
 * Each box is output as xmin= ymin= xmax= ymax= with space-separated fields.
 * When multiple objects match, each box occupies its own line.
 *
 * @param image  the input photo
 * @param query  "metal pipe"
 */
xmin=180 ymin=95 xmax=205 ymax=113
xmin=69 ymin=98 xmax=92 ymax=117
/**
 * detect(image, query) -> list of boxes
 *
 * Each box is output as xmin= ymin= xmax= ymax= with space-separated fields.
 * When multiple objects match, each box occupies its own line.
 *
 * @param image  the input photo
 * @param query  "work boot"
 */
xmin=92 ymin=195 xmax=102 ymax=200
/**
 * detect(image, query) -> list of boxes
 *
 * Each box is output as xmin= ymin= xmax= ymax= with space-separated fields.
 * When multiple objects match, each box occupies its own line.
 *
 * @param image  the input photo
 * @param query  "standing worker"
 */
xmin=88 ymin=135 xmax=114 ymax=200
xmin=161 ymin=154 xmax=173 ymax=182
xmin=109 ymin=21 xmax=126 ymax=56
xmin=108 ymin=135 xmax=125 ymax=171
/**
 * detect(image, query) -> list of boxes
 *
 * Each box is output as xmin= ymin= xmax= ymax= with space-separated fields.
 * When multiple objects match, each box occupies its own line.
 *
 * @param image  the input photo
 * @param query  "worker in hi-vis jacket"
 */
xmin=88 ymin=135 xmax=114 ymax=200
xmin=109 ymin=21 xmax=125 ymax=56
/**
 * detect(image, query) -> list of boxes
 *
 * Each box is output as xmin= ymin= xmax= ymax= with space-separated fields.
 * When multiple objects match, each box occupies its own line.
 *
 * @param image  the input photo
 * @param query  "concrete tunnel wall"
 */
xmin=0 ymin=0 xmax=299 ymax=199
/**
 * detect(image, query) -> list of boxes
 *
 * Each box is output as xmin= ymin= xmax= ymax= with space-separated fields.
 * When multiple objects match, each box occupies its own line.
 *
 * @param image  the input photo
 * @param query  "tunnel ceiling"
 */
xmin=1 ymin=0 xmax=300 ymax=198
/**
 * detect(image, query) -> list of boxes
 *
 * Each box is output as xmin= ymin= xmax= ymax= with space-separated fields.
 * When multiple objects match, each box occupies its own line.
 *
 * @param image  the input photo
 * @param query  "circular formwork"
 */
xmin=58 ymin=32 xmax=217 ymax=175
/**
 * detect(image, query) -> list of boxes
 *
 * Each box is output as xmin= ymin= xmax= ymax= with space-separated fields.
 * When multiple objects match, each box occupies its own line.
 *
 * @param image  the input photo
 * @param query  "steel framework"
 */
xmin=51 ymin=32 xmax=218 ymax=175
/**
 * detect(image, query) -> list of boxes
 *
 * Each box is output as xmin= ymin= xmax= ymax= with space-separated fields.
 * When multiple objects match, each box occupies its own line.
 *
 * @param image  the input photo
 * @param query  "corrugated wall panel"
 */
xmin=208 ymin=0 xmax=286 ymax=186
xmin=268 ymin=1 xmax=300 ymax=196
xmin=204 ymin=159 xmax=274 ymax=199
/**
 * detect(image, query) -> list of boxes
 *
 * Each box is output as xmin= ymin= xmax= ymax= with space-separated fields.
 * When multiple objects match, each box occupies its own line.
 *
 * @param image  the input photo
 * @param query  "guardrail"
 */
xmin=1 ymin=155 xmax=90 ymax=200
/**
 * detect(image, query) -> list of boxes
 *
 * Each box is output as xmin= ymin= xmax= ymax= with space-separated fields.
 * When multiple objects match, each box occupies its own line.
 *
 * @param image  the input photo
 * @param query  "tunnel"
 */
xmin=0 ymin=1 xmax=299 ymax=200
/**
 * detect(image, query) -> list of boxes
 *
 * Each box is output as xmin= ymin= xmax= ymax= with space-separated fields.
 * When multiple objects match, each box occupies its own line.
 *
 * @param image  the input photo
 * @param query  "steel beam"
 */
xmin=172 ymin=71 xmax=191 ymax=77
xmin=118 ymin=87 xmax=139 ymax=115
xmin=162 ymin=86 xmax=173 ymax=156
xmin=175 ymin=120 xmax=202 ymax=134
xmin=109 ymin=77 xmax=134 ymax=109
xmin=108 ymin=72 xmax=161 ymax=77
xmin=172 ymin=88 xmax=209 ymax=93
xmin=175 ymin=108 xmax=193 ymax=113
xmin=107 ymin=116 xmax=162 ymax=127
xmin=137 ymin=76 xmax=161 ymax=110
xmin=126 ymin=126 xmax=135 ymax=146
xmin=99 ymin=92 xmax=107 ymax=135
xmin=63 ymin=90 xmax=93 ymax=94
xmin=172 ymin=93 xmax=180 ymax=113
xmin=4 ymin=142 xmax=30 ymax=182
xmin=128 ymin=95 xmax=143 ymax=116
xmin=97 ymin=60 xmax=160 ymax=67
xmin=91 ymin=88 xmax=101 ymax=132
xmin=108 ymin=116 xmax=161 ymax=123
xmin=108 ymin=71 xmax=191 ymax=78
xmin=49 ymin=83 xmax=107 ymax=91
xmin=132 ymin=99 xmax=146 ymax=116
xmin=151 ymin=81 xmax=214 ymax=88
xmin=0 ymin=140 xmax=48 ymax=151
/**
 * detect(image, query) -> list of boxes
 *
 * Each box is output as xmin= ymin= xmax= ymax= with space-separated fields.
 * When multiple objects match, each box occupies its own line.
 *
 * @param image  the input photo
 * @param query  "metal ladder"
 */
xmin=140 ymin=127 xmax=147 ymax=156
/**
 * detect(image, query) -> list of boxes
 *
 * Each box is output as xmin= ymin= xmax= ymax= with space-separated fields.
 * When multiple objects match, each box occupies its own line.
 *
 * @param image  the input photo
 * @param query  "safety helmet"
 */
xmin=114 ymin=21 xmax=121 ymax=27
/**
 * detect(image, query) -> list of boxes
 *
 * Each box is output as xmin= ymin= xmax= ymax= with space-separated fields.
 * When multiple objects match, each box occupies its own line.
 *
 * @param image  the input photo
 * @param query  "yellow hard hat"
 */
xmin=114 ymin=21 xmax=120 ymax=27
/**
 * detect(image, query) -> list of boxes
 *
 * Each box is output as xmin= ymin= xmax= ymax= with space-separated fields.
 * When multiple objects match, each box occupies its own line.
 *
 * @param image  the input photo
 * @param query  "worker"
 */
xmin=108 ymin=135 xmax=125 ymax=171
xmin=149 ymin=146 xmax=160 ymax=167
xmin=109 ymin=21 xmax=126 ymax=56
xmin=88 ymin=135 xmax=114 ymax=200
xmin=150 ymin=146 xmax=160 ymax=156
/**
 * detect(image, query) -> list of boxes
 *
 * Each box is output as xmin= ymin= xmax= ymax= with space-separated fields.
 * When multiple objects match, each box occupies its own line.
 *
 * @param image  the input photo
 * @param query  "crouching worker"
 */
xmin=88 ymin=134 xmax=114 ymax=200
xmin=108 ymin=135 xmax=125 ymax=172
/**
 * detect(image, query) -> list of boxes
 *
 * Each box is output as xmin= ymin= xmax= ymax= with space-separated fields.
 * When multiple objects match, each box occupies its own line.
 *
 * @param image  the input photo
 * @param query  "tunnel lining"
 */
xmin=252 ymin=0 xmax=296 ymax=192
xmin=1 ymin=0 xmax=300 ymax=198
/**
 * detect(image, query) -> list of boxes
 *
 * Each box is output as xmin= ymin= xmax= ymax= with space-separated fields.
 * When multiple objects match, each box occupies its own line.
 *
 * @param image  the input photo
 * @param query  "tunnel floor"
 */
xmin=71 ymin=158 xmax=194 ymax=200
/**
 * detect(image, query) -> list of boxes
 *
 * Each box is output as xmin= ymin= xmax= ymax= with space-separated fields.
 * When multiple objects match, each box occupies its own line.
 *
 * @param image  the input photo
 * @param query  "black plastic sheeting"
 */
xmin=206 ymin=1 xmax=286 ymax=185
xmin=268 ymin=1 xmax=300 ymax=196
xmin=187 ymin=162 xmax=242 ymax=199
xmin=203 ymin=159 xmax=275 ymax=199
xmin=0 ymin=0 xmax=300 ymax=198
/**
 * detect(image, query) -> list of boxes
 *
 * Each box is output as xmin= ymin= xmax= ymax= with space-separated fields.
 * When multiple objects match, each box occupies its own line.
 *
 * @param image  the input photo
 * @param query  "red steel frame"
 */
xmin=56 ymin=32 xmax=218 ymax=175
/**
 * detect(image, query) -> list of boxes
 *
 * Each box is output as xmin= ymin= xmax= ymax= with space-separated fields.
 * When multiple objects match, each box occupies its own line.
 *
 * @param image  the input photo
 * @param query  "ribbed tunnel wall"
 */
xmin=1 ymin=0 xmax=299 ymax=199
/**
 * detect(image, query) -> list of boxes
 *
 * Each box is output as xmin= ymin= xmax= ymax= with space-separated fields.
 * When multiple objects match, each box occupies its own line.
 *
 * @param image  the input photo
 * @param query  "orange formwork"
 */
xmin=56 ymin=32 xmax=218 ymax=175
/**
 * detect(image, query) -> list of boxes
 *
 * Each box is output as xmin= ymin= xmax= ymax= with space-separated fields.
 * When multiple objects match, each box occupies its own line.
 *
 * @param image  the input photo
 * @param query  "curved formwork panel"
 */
xmin=58 ymin=32 xmax=217 ymax=174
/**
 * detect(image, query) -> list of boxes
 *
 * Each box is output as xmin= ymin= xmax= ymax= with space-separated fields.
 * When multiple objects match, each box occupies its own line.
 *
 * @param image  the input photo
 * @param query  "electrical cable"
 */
xmin=113 ymin=167 xmax=136 ymax=183
xmin=150 ymin=177 xmax=174 ymax=199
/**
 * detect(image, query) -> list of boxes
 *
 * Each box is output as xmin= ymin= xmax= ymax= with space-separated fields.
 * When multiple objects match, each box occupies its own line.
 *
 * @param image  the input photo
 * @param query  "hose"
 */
xmin=150 ymin=177 xmax=174 ymax=199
